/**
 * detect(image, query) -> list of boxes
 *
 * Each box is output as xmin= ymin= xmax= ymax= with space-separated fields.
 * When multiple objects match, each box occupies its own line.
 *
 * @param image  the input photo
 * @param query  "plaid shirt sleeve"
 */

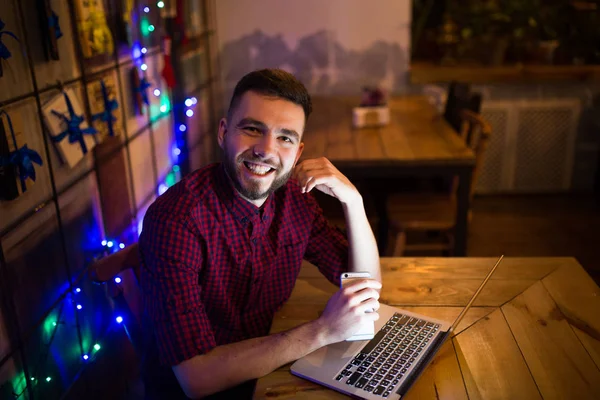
xmin=303 ymin=194 xmax=349 ymax=287
xmin=139 ymin=205 xmax=216 ymax=366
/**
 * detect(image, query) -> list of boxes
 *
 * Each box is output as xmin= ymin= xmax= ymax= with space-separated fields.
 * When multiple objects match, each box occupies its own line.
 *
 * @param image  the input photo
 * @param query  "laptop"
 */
xmin=290 ymin=255 xmax=504 ymax=399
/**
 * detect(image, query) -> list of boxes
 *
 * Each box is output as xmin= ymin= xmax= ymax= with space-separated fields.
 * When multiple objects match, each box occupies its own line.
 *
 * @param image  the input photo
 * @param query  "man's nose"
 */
xmin=253 ymin=134 xmax=277 ymax=158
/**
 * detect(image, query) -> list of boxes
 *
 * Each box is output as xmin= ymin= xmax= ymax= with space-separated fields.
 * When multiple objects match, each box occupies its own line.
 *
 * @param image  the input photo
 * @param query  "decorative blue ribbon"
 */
xmin=51 ymin=92 xmax=97 ymax=155
xmin=0 ymin=19 xmax=19 ymax=61
xmin=92 ymin=80 xmax=119 ymax=137
xmin=135 ymin=77 xmax=151 ymax=106
xmin=48 ymin=11 xmax=63 ymax=39
xmin=0 ymin=110 xmax=43 ymax=193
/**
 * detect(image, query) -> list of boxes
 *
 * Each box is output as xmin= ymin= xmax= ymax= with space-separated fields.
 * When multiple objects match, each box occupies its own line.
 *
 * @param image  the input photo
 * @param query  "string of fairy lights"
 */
xmin=4 ymin=1 xmax=201 ymax=397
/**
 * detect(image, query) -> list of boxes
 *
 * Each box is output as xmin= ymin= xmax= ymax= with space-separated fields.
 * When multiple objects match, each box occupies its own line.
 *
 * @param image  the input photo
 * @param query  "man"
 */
xmin=139 ymin=69 xmax=381 ymax=399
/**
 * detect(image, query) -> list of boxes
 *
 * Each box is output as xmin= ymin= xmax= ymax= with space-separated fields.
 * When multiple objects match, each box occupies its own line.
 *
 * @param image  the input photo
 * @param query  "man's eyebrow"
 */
xmin=278 ymin=128 xmax=300 ymax=141
xmin=237 ymin=117 xmax=300 ymax=141
xmin=237 ymin=117 xmax=268 ymax=129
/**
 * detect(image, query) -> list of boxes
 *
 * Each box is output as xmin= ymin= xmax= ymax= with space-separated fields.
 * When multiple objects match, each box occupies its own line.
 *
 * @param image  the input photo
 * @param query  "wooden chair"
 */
xmin=88 ymin=243 xmax=145 ymax=353
xmin=444 ymin=82 xmax=483 ymax=132
xmin=443 ymin=81 xmax=472 ymax=133
xmin=385 ymin=110 xmax=492 ymax=256
xmin=89 ymin=242 xmax=141 ymax=282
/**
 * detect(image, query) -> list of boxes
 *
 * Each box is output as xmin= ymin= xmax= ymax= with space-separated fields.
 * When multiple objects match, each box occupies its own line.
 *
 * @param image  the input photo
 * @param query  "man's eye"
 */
xmin=279 ymin=136 xmax=293 ymax=143
xmin=244 ymin=127 xmax=260 ymax=133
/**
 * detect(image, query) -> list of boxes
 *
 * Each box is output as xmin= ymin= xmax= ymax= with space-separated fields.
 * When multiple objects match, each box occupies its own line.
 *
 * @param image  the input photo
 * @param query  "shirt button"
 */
xmin=241 ymin=217 xmax=248 ymax=223
xmin=262 ymin=215 xmax=268 ymax=221
xmin=251 ymin=238 xmax=257 ymax=244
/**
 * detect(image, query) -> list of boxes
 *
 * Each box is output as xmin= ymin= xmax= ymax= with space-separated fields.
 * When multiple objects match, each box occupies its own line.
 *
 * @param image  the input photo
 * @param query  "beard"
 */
xmin=222 ymin=147 xmax=293 ymax=201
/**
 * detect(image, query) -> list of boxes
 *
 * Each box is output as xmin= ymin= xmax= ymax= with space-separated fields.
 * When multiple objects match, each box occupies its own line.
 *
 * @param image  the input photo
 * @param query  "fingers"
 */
xmin=362 ymin=311 xmax=381 ymax=322
xmin=340 ymin=281 xmax=381 ymax=315
xmin=348 ymin=287 xmax=380 ymax=307
xmin=293 ymin=157 xmax=340 ymax=188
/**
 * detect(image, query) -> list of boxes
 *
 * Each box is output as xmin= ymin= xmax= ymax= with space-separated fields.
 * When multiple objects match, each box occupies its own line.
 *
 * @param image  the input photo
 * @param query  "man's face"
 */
xmin=218 ymin=91 xmax=305 ymax=206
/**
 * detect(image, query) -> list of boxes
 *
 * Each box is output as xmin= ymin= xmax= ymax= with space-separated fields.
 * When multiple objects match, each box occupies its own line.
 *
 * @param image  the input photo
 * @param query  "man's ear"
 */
xmin=293 ymin=142 xmax=305 ymax=166
xmin=217 ymin=118 xmax=228 ymax=149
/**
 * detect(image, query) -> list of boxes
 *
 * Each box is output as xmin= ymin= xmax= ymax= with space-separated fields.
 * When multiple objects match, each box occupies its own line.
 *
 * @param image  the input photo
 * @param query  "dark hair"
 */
xmin=227 ymin=69 xmax=312 ymax=122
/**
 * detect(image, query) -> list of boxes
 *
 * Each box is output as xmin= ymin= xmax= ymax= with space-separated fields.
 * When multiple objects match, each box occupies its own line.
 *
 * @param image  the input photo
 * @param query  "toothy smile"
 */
xmin=243 ymin=161 xmax=275 ymax=176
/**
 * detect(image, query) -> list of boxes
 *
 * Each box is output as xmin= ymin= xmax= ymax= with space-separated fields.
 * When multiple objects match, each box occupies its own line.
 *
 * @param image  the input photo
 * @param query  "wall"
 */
xmin=216 ymin=0 xmax=411 ymax=100
xmin=0 ymin=0 xmax=182 ymax=398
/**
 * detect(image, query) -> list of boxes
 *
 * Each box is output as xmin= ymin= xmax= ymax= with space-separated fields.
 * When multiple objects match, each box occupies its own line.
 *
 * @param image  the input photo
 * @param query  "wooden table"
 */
xmin=303 ymin=96 xmax=475 ymax=255
xmin=254 ymin=258 xmax=600 ymax=399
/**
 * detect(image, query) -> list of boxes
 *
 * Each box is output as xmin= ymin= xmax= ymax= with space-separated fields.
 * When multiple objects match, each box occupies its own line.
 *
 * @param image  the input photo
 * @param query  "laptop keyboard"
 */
xmin=334 ymin=313 xmax=440 ymax=398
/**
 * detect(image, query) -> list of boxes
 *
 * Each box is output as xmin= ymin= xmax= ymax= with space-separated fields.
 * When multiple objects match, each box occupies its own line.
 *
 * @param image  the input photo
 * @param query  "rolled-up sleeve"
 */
xmin=303 ymin=195 xmax=348 ymax=287
xmin=139 ymin=206 xmax=216 ymax=366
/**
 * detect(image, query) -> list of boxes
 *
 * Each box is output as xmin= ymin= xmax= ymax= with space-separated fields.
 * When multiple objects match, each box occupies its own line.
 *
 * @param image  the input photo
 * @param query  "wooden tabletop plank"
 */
xmin=403 ymin=340 xmax=468 ymax=400
xmin=303 ymin=96 xmax=475 ymax=167
xmin=353 ymin=128 xmax=385 ymax=161
xmin=379 ymin=123 xmax=414 ymax=160
xmin=325 ymin=142 xmax=357 ymax=161
xmin=253 ymin=370 xmax=348 ymax=399
xmin=502 ymin=281 xmax=600 ymax=399
xmin=379 ymin=257 xmax=568 ymax=281
xmin=454 ymin=309 xmax=542 ymax=400
xmin=542 ymin=262 xmax=600 ymax=338
xmin=571 ymin=326 xmax=600 ymax=369
xmin=542 ymin=262 xmax=600 ymax=378
xmin=379 ymin=278 xmax=537 ymax=307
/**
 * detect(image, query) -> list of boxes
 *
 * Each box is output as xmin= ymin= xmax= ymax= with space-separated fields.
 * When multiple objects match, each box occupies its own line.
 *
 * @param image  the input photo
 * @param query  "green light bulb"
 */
xmin=94 ymin=343 xmax=101 ymax=351
xmin=46 ymin=377 xmax=51 ymax=382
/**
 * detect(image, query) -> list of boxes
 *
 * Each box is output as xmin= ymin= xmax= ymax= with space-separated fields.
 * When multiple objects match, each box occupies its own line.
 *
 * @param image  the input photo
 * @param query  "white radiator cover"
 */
xmin=477 ymin=99 xmax=582 ymax=194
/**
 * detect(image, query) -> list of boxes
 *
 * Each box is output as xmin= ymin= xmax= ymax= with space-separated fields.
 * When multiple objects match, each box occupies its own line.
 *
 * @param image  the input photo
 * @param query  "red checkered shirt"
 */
xmin=139 ymin=163 xmax=348 ymax=366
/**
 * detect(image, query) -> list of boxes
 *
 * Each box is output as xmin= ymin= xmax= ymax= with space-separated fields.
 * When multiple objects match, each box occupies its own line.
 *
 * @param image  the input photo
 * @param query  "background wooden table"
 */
xmin=303 ymin=97 xmax=476 ymax=255
xmin=254 ymin=258 xmax=600 ymax=399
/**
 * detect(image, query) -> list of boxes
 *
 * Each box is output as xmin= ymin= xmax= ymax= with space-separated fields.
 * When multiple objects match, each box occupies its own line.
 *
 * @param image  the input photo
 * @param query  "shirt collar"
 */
xmin=214 ymin=163 xmax=275 ymax=223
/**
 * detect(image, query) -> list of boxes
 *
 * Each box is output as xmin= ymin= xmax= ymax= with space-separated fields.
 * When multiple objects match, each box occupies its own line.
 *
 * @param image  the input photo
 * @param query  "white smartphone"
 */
xmin=340 ymin=272 xmax=375 ymax=341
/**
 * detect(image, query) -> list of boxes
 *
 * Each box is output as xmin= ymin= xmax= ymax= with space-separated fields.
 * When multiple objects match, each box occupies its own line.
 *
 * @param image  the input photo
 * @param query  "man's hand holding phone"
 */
xmin=316 ymin=272 xmax=381 ymax=345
